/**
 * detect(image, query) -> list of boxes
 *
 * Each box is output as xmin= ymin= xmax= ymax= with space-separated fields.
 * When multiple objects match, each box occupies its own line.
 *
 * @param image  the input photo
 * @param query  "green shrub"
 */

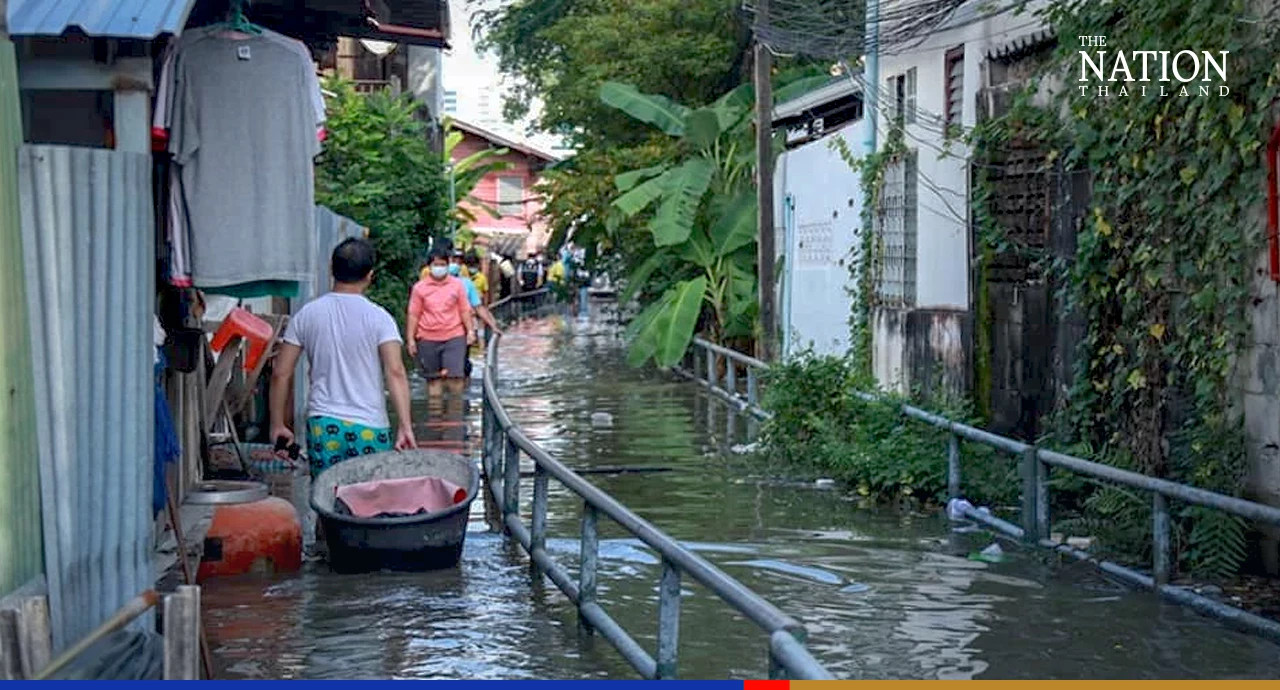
xmin=315 ymin=78 xmax=451 ymax=330
xmin=759 ymin=351 xmax=1018 ymax=507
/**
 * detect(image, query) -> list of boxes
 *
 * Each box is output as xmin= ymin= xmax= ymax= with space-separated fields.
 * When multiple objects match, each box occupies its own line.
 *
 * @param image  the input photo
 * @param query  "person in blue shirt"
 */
xmin=449 ymin=251 xmax=500 ymax=379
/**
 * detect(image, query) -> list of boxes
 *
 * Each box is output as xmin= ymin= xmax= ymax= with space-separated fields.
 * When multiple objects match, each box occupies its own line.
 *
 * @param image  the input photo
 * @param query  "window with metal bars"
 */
xmin=874 ymin=150 xmax=918 ymax=307
xmin=945 ymin=47 xmax=965 ymax=132
xmin=888 ymin=68 xmax=917 ymax=125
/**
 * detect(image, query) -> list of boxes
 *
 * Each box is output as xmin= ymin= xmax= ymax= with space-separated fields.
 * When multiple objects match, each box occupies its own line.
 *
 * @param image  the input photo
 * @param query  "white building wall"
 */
xmin=776 ymin=124 xmax=864 ymax=357
xmin=868 ymin=1 xmax=1049 ymax=394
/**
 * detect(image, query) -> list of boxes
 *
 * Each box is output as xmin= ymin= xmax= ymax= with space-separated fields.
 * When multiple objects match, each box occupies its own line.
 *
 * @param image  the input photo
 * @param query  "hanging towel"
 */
xmin=153 ymin=361 xmax=182 ymax=516
xmin=334 ymin=476 xmax=467 ymax=519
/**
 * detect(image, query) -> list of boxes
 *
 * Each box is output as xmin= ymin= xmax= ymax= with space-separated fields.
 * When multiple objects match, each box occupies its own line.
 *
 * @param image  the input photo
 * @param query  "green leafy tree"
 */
xmin=471 ymin=0 xmax=750 ymax=146
xmin=315 ymin=78 xmax=450 ymax=329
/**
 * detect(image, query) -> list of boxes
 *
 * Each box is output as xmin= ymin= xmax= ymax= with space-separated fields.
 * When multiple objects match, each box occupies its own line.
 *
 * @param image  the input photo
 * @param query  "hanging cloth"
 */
xmin=166 ymin=31 xmax=320 ymax=291
xmin=156 ymin=24 xmax=326 ymax=289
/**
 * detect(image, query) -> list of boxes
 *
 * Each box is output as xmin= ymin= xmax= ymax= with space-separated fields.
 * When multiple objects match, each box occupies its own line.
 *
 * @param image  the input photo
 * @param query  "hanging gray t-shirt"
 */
xmin=170 ymin=34 xmax=318 ymax=288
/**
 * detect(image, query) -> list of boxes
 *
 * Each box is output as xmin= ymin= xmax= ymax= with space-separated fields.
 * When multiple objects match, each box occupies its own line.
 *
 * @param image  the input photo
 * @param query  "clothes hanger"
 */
xmin=218 ymin=0 xmax=264 ymax=36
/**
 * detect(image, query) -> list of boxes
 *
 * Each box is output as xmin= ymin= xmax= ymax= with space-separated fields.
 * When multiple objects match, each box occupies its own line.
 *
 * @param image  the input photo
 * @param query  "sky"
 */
xmin=442 ymin=0 xmax=566 ymax=154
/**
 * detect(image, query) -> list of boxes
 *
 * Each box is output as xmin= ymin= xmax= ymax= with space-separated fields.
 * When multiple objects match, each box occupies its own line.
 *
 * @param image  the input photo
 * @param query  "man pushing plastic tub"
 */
xmin=268 ymin=237 xmax=417 ymax=478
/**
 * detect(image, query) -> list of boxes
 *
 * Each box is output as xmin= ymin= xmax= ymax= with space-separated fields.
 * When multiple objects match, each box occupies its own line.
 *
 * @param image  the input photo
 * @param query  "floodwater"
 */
xmin=202 ymin=305 xmax=1280 ymax=680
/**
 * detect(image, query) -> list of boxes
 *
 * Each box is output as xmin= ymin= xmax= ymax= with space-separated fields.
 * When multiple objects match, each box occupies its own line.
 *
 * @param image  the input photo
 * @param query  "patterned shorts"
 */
xmin=305 ymin=415 xmax=393 ymax=478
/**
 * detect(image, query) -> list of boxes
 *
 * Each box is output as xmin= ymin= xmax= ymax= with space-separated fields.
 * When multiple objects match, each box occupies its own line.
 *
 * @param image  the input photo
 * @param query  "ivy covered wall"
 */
xmin=971 ymin=0 xmax=1280 ymax=576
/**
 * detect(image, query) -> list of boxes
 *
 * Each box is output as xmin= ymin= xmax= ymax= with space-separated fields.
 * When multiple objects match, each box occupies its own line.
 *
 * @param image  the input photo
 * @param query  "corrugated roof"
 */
xmin=773 ymin=76 xmax=862 ymax=122
xmin=450 ymin=117 xmax=561 ymax=163
xmin=7 ymin=0 xmax=196 ymax=39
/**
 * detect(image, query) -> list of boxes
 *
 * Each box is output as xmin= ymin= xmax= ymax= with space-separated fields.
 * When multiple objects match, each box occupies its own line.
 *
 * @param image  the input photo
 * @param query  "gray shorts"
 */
xmin=416 ymin=336 xmax=467 ymax=379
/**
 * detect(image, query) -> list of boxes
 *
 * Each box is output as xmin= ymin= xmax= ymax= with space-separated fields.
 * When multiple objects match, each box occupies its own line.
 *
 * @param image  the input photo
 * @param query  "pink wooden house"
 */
xmin=450 ymin=117 xmax=560 ymax=260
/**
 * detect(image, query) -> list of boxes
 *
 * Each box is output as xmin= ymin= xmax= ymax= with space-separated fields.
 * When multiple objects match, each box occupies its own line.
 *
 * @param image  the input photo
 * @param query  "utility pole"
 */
xmin=754 ymin=0 xmax=776 ymax=362
xmin=864 ymin=0 xmax=879 ymax=156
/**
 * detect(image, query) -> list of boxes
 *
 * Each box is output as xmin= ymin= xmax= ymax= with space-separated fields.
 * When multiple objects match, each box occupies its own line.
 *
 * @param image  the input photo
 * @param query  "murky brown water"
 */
xmin=202 ymin=306 xmax=1280 ymax=679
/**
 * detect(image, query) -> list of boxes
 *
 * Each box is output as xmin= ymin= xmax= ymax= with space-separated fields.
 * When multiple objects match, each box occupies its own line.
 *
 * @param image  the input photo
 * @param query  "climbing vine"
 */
xmin=970 ymin=0 xmax=1280 ymax=578
xmin=831 ymin=125 xmax=908 ymax=379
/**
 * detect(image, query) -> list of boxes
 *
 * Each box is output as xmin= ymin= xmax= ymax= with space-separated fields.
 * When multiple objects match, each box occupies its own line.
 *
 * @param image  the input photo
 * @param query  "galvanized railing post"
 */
xmin=769 ymin=627 xmax=807 ymax=680
xmin=655 ymin=560 xmax=682 ymax=679
xmin=579 ymin=502 xmax=599 ymax=634
xmin=1036 ymin=454 xmax=1050 ymax=542
xmin=531 ymin=464 xmax=549 ymax=572
xmin=726 ymin=360 xmax=738 ymax=401
xmin=947 ymin=432 xmax=961 ymax=501
xmin=1020 ymin=447 xmax=1040 ymax=542
xmin=747 ymin=367 xmax=759 ymax=408
xmin=706 ymin=349 xmax=717 ymax=390
xmin=481 ymin=400 xmax=494 ymax=479
xmin=504 ymin=436 xmax=520 ymax=518
xmin=1153 ymin=493 xmax=1171 ymax=586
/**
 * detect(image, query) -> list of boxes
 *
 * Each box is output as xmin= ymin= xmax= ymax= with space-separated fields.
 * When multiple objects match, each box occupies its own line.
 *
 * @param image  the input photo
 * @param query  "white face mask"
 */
xmin=430 ymin=265 xmax=449 ymax=279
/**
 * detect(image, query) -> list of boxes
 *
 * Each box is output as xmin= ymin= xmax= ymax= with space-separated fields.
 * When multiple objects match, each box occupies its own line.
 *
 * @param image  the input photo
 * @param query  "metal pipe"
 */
xmin=503 ymin=436 xmax=519 ymax=518
xmin=580 ymin=602 xmax=659 ymax=679
xmin=1038 ymin=448 xmax=1280 ymax=526
xmin=770 ymin=630 xmax=834 ymax=681
xmin=1020 ymin=447 xmax=1040 ymax=543
xmin=946 ymin=433 xmax=961 ymax=501
xmin=655 ymin=560 xmax=682 ymax=679
xmin=579 ymin=502 xmax=599 ymax=633
xmin=1153 ymin=493 xmax=1171 ymax=587
xmin=530 ymin=465 xmax=549 ymax=569
xmin=692 ymin=337 xmax=768 ymax=370
xmin=1035 ymin=458 xmax=1051 ymax=542
xmin=34 ymin=590 xmax=159 ymax=680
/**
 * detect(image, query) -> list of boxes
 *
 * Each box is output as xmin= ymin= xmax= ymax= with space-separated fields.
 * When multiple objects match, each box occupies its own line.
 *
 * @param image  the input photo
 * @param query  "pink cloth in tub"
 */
xmin=334 ymin=476 xmax=467 ymax=518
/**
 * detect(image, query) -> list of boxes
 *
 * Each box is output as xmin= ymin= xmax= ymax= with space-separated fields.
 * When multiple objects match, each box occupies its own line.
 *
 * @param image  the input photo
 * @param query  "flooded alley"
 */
xmin=201 ymin=311 xmax=1280 ymax=680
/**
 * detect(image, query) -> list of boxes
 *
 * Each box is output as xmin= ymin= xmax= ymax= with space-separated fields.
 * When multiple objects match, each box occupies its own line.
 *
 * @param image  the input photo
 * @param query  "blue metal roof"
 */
xmin=7 ymin=0 xmax=196 ymax=39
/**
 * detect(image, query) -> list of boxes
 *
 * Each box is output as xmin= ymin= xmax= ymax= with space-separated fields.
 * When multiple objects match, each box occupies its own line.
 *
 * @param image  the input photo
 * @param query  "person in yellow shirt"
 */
xmin=465 ymin=252 xmax=488 ymax=301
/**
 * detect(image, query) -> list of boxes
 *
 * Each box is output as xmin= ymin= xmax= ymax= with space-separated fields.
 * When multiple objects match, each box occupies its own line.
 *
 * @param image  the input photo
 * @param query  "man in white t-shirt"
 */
xmin=269 ymin=238 xmax=416 ymax=478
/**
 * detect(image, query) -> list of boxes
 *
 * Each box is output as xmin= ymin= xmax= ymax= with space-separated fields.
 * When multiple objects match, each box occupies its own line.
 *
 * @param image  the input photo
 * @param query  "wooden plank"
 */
xmin=15 ymin=596 xmax=49 ymax=679
xmin=163 ymin=586 xmax=200 ymax=680
xmin=0 ymin=608 xmax=23 ymax=679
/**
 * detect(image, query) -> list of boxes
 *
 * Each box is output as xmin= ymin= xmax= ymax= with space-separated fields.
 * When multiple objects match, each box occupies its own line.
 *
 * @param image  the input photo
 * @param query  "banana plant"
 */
xmin=601 ymin=73 xmax=829 ymax=367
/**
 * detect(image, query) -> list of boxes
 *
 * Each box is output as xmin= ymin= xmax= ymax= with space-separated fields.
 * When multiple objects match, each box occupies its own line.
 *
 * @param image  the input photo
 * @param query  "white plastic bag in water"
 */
xmin=946 ymin=498 xmax=974 ymax=521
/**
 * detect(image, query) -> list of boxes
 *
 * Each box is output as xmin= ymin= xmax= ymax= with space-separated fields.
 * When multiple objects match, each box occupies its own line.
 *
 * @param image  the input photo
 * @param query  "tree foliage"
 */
xmin=315 ymin=78 xmax=450 ymax=329
xmin=470 ymin=0 xmax=750 ymax=147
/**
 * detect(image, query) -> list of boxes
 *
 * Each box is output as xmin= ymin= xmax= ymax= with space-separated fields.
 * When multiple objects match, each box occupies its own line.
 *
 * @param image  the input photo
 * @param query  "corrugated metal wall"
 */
xmin=294 ymin=206 xmax=366 ymax=422
xmin=310 ymin=205 xmax=366 ymax=301
xmin=0 ymin=12 xmax=44 ymax=599
xmin=17 ymin=145 xmax=154 ymax=650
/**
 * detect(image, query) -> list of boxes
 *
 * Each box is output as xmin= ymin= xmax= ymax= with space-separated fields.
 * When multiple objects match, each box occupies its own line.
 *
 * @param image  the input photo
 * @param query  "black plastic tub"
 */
xmin=310 ymin=450 xmax=480 ymax=574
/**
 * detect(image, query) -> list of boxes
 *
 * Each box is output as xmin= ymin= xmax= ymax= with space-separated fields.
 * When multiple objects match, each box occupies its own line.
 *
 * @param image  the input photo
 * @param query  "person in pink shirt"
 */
xmin=407 ymin=247 xmax=476 ymax=399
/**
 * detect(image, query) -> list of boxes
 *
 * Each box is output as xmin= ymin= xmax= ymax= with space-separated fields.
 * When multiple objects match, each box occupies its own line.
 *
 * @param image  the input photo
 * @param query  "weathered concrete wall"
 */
xmin=873 ymin=306 xmax=971 ymax=398
xmin=1241 ymin=231 xmax=1280 ymax=573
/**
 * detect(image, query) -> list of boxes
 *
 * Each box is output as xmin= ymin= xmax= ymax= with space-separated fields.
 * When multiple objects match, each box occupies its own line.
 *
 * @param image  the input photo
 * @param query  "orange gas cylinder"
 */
xmin=197 ymin=496 xmax=302 ymax=582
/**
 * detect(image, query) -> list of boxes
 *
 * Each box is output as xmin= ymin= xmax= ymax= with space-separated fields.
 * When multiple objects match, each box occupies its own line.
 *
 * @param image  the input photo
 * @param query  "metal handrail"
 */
xmin=479 ymin=293 xmax=834 ymax=680
xmin=681 ymin=338 xmax=1280 ymax=643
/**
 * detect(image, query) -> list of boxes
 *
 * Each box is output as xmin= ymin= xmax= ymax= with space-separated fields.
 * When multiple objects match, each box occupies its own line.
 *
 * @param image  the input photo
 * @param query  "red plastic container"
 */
xmin=210 ymin=307 xmax=273 ymax=371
